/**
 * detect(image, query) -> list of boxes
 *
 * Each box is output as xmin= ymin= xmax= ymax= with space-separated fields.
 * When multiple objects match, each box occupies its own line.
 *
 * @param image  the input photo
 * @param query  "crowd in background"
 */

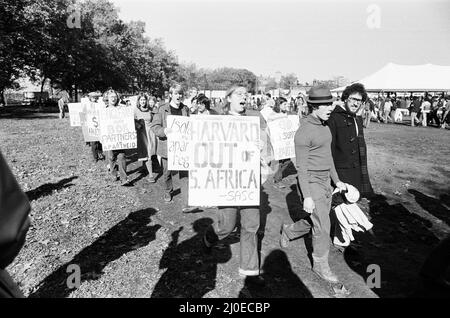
xmin=360 ymin=93 xmax=450 ymax=129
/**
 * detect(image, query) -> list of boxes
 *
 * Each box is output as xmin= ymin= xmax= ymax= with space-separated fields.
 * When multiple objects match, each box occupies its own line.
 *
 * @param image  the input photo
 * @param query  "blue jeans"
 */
xmin=205 ymin=206 xmax=260 ymax=276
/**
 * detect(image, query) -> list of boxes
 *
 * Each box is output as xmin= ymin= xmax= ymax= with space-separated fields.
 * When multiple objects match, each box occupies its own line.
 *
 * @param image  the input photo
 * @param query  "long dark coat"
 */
xmin=327 ymin=105 xmax=374 ymax=198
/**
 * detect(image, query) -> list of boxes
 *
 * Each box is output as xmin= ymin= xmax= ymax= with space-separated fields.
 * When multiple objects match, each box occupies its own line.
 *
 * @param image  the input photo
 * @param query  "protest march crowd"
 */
xmin=1 ymin=81 xmax=449 ymax=297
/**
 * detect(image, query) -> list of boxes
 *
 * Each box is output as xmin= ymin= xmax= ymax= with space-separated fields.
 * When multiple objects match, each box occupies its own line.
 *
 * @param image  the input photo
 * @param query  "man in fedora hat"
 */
xmin=280 ymin=85 xmax=347 ymax=284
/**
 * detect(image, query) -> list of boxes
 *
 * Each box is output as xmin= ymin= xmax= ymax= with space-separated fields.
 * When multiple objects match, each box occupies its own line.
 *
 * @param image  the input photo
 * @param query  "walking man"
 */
xmin=150 ymin=84 xmax=196 ymax=212
xmin=280 ymin=86 xmax=347 ymax=284
xmin=327 ymin=83 xmax=374 ymax=199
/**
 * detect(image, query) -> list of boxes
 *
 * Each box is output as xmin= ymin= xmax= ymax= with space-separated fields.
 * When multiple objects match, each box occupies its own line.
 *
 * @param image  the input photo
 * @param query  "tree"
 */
xmin=0 ymin=0 xmax=46 ymax=103
xmin=280 ymin=73 xmax=298 ymax=90
xmin=264 ymin=77 xmax=278 ymax=91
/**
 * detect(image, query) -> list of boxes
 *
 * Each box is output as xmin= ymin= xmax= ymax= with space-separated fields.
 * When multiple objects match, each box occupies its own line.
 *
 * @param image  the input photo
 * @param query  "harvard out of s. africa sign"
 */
xmin=188 ymin=115 xmax=260 ymax=207
xmin=98 ymin=106 xmax=137 ymax=151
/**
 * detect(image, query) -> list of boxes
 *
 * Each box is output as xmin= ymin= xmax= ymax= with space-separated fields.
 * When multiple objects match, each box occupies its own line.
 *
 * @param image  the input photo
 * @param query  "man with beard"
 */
xmin=327 ymin=83 xmax=374 ymax=199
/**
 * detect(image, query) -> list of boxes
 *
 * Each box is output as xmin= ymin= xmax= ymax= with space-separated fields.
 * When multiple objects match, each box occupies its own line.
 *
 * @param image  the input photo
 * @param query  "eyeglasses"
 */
xmin=349 ymin=97 xmax=363 ymax=103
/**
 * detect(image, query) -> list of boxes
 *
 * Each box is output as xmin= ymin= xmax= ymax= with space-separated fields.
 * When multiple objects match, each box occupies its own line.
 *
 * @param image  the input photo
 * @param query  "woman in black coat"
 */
xmin=327 ymin=83 xmax=374 ymax=199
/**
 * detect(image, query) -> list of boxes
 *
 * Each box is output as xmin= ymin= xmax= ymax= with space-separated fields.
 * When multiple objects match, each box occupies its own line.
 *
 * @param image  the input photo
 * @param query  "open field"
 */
xmin=0 ymin=108 xmax=449 ymax=298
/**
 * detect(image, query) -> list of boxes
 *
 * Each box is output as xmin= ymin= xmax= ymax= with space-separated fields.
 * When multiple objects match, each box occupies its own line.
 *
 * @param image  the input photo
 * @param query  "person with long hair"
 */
xmin=104 ymin=89 xmax=130 ymax=185
xmin=203 ymin=86 xmax=266 ymax=287
xmin=134 ymin=93 xmax=158 ymax=183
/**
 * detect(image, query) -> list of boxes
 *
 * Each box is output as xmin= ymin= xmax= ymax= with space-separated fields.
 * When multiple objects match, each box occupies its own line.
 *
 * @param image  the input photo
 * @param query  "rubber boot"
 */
xmin=312 ymin=253 xmax=339 ymax=284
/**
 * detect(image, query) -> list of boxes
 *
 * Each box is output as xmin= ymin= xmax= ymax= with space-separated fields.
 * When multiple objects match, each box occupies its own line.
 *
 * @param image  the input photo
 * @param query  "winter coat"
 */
xmin=327 ymin=105 xmax=374 ymax=198
xmin=150 ymin=102 xmax=189 ymax=158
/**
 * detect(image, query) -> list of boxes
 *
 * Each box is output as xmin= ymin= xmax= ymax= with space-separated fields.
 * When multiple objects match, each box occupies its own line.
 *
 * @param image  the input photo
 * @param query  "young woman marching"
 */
xmin=134 ymin=93 xmax=158 ymax=183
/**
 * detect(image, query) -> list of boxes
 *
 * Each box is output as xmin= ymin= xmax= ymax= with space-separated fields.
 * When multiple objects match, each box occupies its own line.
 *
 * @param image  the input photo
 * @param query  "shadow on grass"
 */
xmin=408 ymin=188 xmax=450 ymax=226
xmin=238 ymin=249 xmax=313 ymax=298
xmin=343 ymin=194 xmax=441 ymax=298
xmin=411 ymin=235 xmax=450 ymax=298
xmin=29 ymin=208 xmax=161 ymax=298
xmin=151 ymin=218 xmax=232 ymax=298
xmin=26 ymin=176 xmax=78 ymax=202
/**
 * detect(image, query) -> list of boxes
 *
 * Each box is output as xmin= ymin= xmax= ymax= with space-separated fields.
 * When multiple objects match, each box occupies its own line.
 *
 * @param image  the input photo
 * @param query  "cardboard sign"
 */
xmin=188 ymin=115 xmax=260 ymax=206
xmin=80 ymin=102 xmax=102 ymax=142
xmin=68 ymin=103 xmax=84 ymax=127
xmin=167 ymin=115 xmax=192 ymax=171
xmin=267 ymin=115 xmax=299 ymax=160
xmin=98 ymin=106 xmax=137 ymax=151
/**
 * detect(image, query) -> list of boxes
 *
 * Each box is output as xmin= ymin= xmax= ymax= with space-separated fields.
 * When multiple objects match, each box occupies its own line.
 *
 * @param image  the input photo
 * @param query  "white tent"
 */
xmin=332 ymin=63 xmax=450 ymax=92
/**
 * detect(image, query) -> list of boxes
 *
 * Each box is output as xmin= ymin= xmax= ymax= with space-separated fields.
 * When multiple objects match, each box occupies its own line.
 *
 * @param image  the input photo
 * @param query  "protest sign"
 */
xmin=80 ymin=102 xmax=102 ymax=142
xmin=188 ymin=115 xmax=260 ymax=206
xmin=98 ymin=106 xmax=137 ymax=151
xmin=267 ymin=115 xmax=299 ymax=160
xmin=167 ymin=115 xmax=192 ymax=171
xmin=68 ymin=103 xmax=83 ymax=127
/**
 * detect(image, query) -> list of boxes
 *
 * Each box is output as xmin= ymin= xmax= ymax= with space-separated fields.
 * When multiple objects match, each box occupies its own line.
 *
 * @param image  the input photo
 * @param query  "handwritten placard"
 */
xmin=80 ymin=102 xmax=102 ymax=142
xmin=98 ymin=106 xmax=137 ymax=151
xmin=167 ymin=115 xmax=191 ymax=171
xmin=188 ymin=115 xmax=260 ymax=206
xmin=267 ymin=115 xmax=299 ymax=160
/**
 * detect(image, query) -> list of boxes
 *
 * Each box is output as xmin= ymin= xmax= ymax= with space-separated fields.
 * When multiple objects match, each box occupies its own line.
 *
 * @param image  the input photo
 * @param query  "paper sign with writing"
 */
xmin=68 ymin=103 xmax=84 ymax=127
xmin=267 ymin=115 xmax=299 ymax=160
xmin=167 ymin=115 xmax=192 ymax=171
xmin=98 ymin=106 xmax=137 ymax=151
xmin=80 ymin=102 xmax=102 ymax=142
xmin=188 ymin=115 xmax=260 ymax=206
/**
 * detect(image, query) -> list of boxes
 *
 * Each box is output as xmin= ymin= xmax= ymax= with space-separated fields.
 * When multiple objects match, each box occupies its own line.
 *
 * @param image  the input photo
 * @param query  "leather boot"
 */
xmin=312 ymin=253 xmax=339 ymax=284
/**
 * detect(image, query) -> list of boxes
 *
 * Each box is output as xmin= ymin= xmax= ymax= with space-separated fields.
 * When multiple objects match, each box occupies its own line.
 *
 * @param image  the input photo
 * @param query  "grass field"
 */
xmin=0 ymin=107 xmax=449 ymax=298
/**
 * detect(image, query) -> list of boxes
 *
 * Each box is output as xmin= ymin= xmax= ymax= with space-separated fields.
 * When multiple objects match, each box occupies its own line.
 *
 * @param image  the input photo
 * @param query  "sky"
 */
xmin=109 ymin=0 xmax=450 ymax=83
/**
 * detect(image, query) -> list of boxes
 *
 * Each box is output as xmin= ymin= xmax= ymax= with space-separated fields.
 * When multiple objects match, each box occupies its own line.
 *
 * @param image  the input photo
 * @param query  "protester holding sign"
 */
xmin=134 ymin=93 xmax=157 ymax=183
xmin=85 ymin=91 xmax=104 ymax=162
xmin=104 ymin=89 xmax=130 ymax=185
xmin=150 ymin=84 xmax=194 ymax=211
xmin=270 ymin=97 xmax=298 ymax=187
xmin=202 ymin=86 xmax=265 ymax=287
